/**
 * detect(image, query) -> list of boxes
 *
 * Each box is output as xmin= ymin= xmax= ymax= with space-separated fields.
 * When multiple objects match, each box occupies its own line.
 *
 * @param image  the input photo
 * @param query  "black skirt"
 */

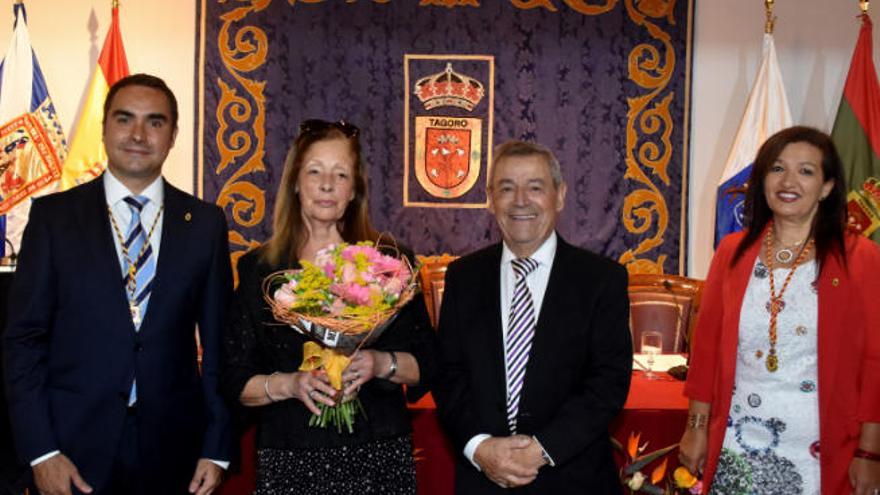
xmin=254 ymin=434 xmax=416 ymax=495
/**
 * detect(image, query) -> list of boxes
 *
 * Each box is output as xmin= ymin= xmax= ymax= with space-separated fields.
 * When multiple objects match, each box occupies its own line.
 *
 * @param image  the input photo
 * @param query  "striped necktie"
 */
xmin=506 ymin=257 xmax=539 ymax=433
xmin=122 ymin=195 xmax=156 ymax=405
xmin=123 ymin=195 xmax=156 ymax=330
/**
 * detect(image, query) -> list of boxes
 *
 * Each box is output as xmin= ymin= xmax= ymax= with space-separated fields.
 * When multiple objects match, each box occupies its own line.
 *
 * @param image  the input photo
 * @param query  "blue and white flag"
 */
xmin=714 ymin=33 xmax=792 ymax=246
xmin=0 ymin=2 xmax=67 ymax=255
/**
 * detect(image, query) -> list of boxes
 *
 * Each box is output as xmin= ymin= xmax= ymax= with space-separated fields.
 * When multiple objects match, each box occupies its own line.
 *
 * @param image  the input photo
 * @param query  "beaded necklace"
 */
xmin=763 ymin=225 xmax=814 ymax=372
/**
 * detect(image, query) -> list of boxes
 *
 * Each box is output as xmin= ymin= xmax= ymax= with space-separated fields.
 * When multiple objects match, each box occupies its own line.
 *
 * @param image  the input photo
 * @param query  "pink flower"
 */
xmin=327 ymin=298 xmax=346 ymax=316
xmin=274 ymin=286 xmax=297 ymax=308
xmin=340 ymin=263 xmax=360 ymax=284
xmin=374 ymin=255 xmax=403 ymax=275
xmin=331 ymin=282 xmax=372 ymax=306
xmin=689 ymin=481 xmax=704 ymax=494
xmin=341 ymin=245 xmax=381 ymax=263
xmin=382 ymin=277 xmax=404 ymax=297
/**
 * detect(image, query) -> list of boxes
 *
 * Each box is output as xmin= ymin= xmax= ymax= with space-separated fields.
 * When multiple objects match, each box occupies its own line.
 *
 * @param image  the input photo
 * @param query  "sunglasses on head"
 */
xmin=298 ymin=119 xmax=360 ymax=138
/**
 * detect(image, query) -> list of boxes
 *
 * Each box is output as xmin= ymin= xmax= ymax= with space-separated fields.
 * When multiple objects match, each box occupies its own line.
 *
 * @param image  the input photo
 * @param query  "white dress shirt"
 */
xmin=463 ymin=233 xmax=558 ymax=469
xmin=104 ymin=171 xmax=164 ymax=266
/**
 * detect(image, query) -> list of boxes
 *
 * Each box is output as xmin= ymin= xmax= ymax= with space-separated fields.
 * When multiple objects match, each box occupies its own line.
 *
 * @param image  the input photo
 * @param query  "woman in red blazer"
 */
xmin=679 ymin=127 xmax=880 ymax=494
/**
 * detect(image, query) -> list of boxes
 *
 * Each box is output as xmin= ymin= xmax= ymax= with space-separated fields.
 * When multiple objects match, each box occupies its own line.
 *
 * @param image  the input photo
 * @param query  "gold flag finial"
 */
xmin=860 ymin=1 xmax=869 ymax=13
xmin=764 ymin=0 xmax=776 ymax=34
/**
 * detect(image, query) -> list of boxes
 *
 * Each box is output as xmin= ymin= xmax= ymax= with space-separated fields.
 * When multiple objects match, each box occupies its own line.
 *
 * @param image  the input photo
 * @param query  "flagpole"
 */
xmin=765 ymin=0 xmax=776 ymax=34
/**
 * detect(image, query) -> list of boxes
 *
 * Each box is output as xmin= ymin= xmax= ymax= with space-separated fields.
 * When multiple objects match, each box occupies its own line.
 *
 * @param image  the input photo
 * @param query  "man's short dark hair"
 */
xmin=489 ymin=140 xmax=563 ymax=188
xmin=103 ymin=73 xmax=178 ymax=128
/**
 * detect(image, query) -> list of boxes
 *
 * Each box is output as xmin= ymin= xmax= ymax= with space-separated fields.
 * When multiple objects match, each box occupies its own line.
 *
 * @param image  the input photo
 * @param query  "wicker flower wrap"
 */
xmin=262 ymin=242 xmax=419 ymax=355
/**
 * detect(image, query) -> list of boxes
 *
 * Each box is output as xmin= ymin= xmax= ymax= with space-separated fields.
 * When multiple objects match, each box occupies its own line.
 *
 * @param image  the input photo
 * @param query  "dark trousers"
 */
xmin=101 ymin=408 xmax=141 ymax=495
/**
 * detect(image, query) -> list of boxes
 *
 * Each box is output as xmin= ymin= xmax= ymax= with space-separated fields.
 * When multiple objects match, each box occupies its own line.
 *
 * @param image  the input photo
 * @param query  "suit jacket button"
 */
xmin=134 ymin=343 xmax=144 ymax=352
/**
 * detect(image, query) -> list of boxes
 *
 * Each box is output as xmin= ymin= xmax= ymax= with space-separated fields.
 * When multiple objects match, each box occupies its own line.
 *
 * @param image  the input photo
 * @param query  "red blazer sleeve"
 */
xmin=684 ymin=234 xmax=739 ymax=403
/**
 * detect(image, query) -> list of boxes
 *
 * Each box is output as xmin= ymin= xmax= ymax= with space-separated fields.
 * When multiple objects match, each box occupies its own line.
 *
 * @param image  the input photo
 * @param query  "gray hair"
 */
xmin=488 ymin=140 xmax=563 ymax=188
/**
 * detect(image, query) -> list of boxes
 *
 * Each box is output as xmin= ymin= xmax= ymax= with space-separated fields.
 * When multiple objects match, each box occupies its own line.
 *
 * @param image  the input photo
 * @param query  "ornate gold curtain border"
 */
xmin=196 ymin=0 xmax=694 ymax=275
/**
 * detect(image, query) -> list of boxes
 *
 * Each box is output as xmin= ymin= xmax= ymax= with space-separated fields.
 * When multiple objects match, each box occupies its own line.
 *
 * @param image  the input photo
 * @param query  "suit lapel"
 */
xmin=139 ymin=182 xmax=186 ymax=331
xmin=477 ymin=245 xmax=507 ymax=415
xmin=81 ymin=177 xmax=138 ymax=330
xmin=816 ymin=250 xmax=845 ymax=426
xmin=517 ymin=238 xmax=567 ymax=415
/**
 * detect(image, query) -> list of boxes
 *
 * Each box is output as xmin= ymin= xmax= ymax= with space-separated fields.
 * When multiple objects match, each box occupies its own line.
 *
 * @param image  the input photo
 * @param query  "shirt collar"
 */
xmin=501 ymin=231 xmax=557 ymax=269
xmin=104 ymin=171 xmax=164 ymax=207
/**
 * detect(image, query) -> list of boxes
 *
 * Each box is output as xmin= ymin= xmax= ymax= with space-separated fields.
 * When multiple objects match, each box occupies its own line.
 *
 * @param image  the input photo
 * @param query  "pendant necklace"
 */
xmin=774 ymin=239 xmax=803 ymax=264
xmin=763 ymin=224 xmax=813 ymax=372
xmin=108 ymin=204 xmax=164 ymax=326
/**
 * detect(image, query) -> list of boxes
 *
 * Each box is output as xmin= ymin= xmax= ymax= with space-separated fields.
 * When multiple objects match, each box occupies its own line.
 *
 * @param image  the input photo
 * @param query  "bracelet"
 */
xmin=382 ymin=351 xmax=398 ymax=380
xmin=687 ymin=413 xmax=708 ymax=430
xmin=264 ymin=372 xmax=282 ymax=402
xmin=854 ymin=448 xmax=880 ymax=462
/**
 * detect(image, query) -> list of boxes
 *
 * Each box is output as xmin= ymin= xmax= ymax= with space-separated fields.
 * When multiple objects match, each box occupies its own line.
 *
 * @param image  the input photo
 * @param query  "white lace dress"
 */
xmin=711 ymin=258 xmax=821 ymax=495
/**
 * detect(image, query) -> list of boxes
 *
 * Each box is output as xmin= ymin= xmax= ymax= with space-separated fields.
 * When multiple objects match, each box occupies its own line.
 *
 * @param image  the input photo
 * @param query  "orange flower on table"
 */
xmin=650 ymin=458 xmax=667 ymax=485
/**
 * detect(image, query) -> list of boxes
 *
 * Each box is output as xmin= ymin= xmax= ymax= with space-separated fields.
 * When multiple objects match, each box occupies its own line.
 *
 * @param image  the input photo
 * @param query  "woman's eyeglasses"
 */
xmin=298 ymin=119 xmax=359 ymax=138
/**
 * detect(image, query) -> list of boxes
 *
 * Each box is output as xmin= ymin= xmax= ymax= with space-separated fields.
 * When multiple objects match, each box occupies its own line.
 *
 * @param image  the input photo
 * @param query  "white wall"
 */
xmin=689 ymin=1 xmax=872 ymax=277
xmin=0 ymin=0 xmax=196 ymax=193
xmin=1 ymin=1 xmax=871 ymax=276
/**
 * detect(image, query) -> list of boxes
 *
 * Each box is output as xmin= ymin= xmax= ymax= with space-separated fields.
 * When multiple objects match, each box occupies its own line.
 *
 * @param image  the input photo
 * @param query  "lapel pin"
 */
xmin=185 ymin=212 xmax=192 ymax=222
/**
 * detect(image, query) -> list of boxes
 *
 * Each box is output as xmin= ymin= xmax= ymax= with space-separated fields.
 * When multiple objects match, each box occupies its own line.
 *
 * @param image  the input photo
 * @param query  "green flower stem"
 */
xmin=308 ymin=397 xmax=365 ymax=434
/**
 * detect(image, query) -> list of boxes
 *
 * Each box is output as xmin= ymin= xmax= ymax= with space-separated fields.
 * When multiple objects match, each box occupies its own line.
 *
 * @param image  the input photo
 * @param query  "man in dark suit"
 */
xmin=3 ymin=74 xmax=232 ymax=495
xmin=434 ymin=140 xmax=632 ymax=493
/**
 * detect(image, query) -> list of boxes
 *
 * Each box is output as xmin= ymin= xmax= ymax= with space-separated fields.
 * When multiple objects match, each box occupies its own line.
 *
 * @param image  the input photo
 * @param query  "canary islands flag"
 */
xmin=0 ymin=2 xmax=68 ymax=255
xmin=714 ymin=33 xmax=792 ymax=246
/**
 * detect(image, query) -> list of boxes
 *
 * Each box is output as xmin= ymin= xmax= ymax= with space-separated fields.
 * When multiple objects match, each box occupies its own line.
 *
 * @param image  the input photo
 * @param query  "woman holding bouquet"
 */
xmin=220 ymin=119 xmax=436 ymax=494
xmin=678 ymin=127 xmax=880 ymax=494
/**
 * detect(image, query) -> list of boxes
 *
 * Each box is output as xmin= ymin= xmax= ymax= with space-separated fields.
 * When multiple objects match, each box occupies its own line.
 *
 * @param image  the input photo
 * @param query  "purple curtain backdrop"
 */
xmin=196 ymin=0 xmax=692 ymax=274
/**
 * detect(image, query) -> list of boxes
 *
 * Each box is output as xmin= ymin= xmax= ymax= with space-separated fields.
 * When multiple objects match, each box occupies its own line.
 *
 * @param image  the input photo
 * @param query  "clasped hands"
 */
xmin=473 ymin=435 xmax=547 ymax=489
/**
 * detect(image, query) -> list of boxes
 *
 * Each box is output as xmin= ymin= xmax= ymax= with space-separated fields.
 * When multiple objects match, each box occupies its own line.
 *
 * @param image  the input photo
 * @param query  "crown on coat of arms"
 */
xmin=415 ymin=63 xmax=485 ymax=111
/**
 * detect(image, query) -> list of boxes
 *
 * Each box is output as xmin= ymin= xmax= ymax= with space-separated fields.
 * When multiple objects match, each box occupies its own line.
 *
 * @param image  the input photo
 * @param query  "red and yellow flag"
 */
xmin=60 ymin=1 xmax=129 ymax=190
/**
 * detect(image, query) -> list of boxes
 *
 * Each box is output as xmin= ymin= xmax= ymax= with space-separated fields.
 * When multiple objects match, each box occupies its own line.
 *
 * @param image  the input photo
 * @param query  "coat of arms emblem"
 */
xmin=404 ymin=56 xmax=494 ymax=207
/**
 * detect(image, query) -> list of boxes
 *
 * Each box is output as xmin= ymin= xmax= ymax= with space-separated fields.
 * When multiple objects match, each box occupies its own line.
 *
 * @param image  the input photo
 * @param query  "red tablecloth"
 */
xmin=219 ymin=371 xmax=687 ymax=495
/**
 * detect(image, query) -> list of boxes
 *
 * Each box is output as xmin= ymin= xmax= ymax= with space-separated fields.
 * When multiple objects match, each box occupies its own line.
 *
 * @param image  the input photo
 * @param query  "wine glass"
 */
xmin=640 ymin=331 xmax=663 ymax=380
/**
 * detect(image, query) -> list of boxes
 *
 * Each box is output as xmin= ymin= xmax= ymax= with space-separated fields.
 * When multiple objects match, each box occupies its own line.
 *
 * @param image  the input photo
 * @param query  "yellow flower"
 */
xmin=299 ymin=342 xmax=351 ymax=391
xmin=673 ymin=466 xmax=698 ymax=489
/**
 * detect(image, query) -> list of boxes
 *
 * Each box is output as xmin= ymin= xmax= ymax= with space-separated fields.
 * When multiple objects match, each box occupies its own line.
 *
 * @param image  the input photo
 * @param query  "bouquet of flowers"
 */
xmin=262 ymin=241 xmax=418 ymax=433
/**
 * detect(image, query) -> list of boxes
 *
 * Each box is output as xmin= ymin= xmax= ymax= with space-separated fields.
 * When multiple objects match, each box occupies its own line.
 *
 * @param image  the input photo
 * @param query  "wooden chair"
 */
xmin=628 ymin=274 xmax=703 ymax=354
xmin=416 ymin=254 xmax=458 ymax=329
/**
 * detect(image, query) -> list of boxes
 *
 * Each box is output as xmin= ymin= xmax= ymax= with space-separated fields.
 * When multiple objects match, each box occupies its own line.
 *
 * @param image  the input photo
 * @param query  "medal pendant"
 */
xmin=130 ymin=304 xmax=141 ymax=326
xmin=766 ymin=353 xmax=778 ymax=372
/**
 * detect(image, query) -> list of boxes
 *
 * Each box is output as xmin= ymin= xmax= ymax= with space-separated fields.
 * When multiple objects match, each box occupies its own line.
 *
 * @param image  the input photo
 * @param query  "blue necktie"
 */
xmin=505 ymin=257 xmax=539 ymax=433
xmin=122 ymin=195 xmax=156 ymax=404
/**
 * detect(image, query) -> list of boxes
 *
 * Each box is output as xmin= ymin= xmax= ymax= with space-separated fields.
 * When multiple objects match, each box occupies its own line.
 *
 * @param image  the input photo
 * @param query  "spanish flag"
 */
xmin=60 ymin=0 xmax=129 ymax=190
xmin=831 ymin=13 xmax=880 ymax=242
